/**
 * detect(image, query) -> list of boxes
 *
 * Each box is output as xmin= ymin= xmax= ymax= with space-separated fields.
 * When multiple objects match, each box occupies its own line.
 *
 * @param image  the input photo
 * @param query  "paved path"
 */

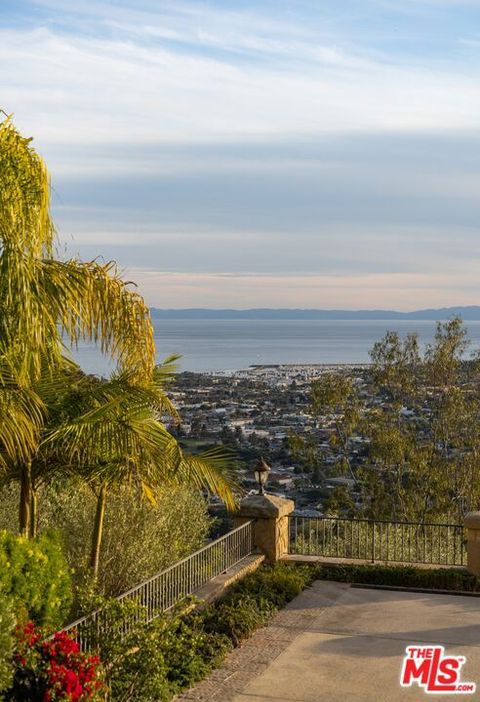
xmin=177 ymin=581 xmax=480 ymax=702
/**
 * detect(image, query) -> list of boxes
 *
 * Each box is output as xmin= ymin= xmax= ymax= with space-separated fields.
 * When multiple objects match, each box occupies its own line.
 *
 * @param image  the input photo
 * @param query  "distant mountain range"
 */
xmin=150 ymin=306 xmax=480 ymax=321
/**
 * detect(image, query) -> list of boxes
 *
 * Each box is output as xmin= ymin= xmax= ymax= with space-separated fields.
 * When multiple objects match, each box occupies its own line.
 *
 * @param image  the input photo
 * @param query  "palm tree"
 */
xmin=44 ymin=364 xmax=238 ymax=578
xmin=2 ymin=358 xmax=94 ymax=537
xmin=0 ymin=117 xmax=156 ymax=532
xmin=0 ymin=358 xmax=45 ymax=533
xmin=0 ymin=117 xmax=238 ymax=550
xmin=0 ymin=117 xmax=155 ymax=381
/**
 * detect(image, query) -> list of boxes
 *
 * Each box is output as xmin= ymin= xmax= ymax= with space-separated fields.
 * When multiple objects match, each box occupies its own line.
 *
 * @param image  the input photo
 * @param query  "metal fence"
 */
xmin=63 ymin=519 xmax=255 ymax=651
xmin=289 ymin=516 xmax=466 ymax=566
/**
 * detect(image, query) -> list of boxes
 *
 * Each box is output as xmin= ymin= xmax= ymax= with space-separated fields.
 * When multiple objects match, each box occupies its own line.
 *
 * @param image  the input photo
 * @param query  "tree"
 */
xmin=324 ymin=485 xmax=356 ymax=517
xmin=310 ymin=319 xmax=480 ymax=522
xmin=362 ymin=318 xmax=480 ymax=521
xmin=0 ymin=118 xmax=154 ymax=381
xmin=287 ymin=434 xmax=322 ymax=476
xmin=361 ymin=318 xmax=480 ymax=521
xmin=370 ymin=331 xmax=421 ymax=408
xmin=0 ymin=117 xmax=238 ymax=547
xmin=0 ymin=117 xmax=156 ymax=534
xmin=44 ymin=365 xmax=237 ymax=578
xmin=311 ymin=372 xmax=360 ymax=482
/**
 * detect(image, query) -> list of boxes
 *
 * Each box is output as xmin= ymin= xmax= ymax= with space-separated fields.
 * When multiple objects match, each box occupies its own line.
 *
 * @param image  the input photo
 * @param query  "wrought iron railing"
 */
xmin=63 ymin=520 xmax=255 ymax=651
xmin=289 ymin=516 xmax=466 ymax=566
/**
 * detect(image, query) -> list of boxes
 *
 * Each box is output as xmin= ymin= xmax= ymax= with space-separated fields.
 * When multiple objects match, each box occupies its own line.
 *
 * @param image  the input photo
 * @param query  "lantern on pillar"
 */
xmin=254 ymin=457 xmax=271 ymax=495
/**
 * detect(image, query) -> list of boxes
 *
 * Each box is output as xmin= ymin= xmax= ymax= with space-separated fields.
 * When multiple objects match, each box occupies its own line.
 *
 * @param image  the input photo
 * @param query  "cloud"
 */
xmin=129 ymin=268 xmax=480 ymax=310
xmin=2 ymin=6 xmax=480 ymax=168
xmin=3 ymin=0 xmax=480 ymax=309
xmin=51 ymin=131 xmax=480 ymax=238
xmin=49 ymin=128 xmax=480 ymax=306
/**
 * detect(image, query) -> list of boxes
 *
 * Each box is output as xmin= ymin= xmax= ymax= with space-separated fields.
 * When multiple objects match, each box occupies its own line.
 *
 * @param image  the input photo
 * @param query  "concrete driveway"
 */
xmin=231 ymin=582 xmax=480 ymax=702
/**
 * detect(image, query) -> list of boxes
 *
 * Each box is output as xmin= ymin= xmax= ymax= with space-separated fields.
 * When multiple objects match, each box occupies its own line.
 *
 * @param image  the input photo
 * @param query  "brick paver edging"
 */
xmin=174 ymin=581 xmax=339 ymax=701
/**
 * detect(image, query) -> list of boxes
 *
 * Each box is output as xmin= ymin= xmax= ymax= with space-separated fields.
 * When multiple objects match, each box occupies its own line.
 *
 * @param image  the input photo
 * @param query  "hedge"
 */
xmin=315 ymin=563 xmax=480 ymax=592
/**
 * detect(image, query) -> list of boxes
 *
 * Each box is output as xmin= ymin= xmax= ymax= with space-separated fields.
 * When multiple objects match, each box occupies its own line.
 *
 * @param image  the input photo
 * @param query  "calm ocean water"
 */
xmin=71 ymin=319 xmax=480 ymax=375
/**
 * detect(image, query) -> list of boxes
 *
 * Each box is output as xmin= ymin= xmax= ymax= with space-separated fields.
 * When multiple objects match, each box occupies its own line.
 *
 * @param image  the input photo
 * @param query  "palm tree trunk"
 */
xmin=89 ymin=483 xmax=107 ymax=578
xmin=30 ymin=487 xmax=38 ymax=538
xmin=19 ymin=463 xmax=32 ymax=537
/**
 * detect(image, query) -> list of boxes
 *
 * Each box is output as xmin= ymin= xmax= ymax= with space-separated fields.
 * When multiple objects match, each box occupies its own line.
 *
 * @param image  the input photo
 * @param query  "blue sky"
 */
xmin=2 ymin=0 xmax=480 ymax=309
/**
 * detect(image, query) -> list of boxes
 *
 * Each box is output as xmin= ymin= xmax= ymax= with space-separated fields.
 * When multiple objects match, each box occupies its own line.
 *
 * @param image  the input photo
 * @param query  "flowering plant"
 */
xmin=9 ymin=622 xmax=104 ymax=701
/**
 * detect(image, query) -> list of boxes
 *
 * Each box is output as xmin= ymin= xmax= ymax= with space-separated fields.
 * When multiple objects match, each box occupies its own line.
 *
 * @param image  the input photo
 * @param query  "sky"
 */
xmin=2 ymin=0 xmax=480 ymax=310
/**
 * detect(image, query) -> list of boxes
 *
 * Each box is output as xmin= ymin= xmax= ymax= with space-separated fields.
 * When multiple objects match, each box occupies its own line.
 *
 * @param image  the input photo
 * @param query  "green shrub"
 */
xmin=93 ymin=599 xmax=230 ymax=702
xmin=107 ymin=625 xmax=172 ymax=702
xmin=199 ymin=563 xmax=316 ymax=646
xmin=316 ymin=563 xmax=480 ymax=591
xmin=94 ymin=563 xmax=313 ymax=701
xmin=0 ymin=596 xmax=15 ymax=695
xmin=76 ymin=599 xmax=167 ymax=702
xmin=159 ymin=615 xmax=231 ymax=691
xmin=39 ymin=482 xmax=212 ymax=597
xmin=201 ymin=595 xmax=273 ymax=646
xmin=228 ymin=562 xmax=315 ymax=609
xmin=102 ymin=605 xmax=236 ymax=701
xmin=0 ymin=530 xmax=71 ymax=628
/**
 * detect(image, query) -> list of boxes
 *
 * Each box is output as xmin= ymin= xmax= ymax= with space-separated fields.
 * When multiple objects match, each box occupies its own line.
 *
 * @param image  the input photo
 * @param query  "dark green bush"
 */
xmin=316 ymin=563 xmax=480 ymax=591
xmin=228 ymin=562 xmax=315 ymax=609
xmin=159 ymin=615 xmax=231 ymax=690
xmin=78 ymin=598 xmax=169 ymax=702
xmin=0 ymin=530 xmax=72 ymax=628
xmin=37 ymin=483 xmax=212 ymax=597
xmin=106 ymin=622 xmax=172 ymax=702
xmin=199 ymin=563 xmax=315 ymax=646
xmin=200 ymin=595 xmax=273 ymax=646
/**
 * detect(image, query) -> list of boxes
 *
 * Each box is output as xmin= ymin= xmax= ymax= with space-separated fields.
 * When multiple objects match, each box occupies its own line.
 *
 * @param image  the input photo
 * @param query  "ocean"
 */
xmin=71 ymin=319 xmax=480 ymax=376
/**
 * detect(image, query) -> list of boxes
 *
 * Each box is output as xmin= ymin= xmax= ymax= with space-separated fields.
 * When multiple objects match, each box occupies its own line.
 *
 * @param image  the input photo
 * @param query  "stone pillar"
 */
xmin=233 ymin=494 xmax=295 ymax=564
xmin=464 ymin=512 xmax=480 ymax=576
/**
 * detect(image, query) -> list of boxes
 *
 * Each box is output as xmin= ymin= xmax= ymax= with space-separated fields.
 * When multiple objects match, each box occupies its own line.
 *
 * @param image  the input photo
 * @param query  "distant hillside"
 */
xmin=150 ymin=306 xmax=480 ymax=320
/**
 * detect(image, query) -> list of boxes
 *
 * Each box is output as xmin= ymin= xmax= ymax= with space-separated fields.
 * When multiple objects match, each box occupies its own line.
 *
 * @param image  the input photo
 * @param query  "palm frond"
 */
xmin=154 ymin=354 xmax=182 ymax=383
xmin=98 ymin=370 xmax=180 ymax=422
xmin=154 ymin=439 xmax=239 ymax=510
xmin=177 ymin=447 xmax=240 ymax=511
xmin=45 ymin=384 xmax=238 ymax=509
xmin=0 ymin=120 xmax=156 ymax=382
xmin=41 ymin=258 xmax=155 ymax=380
xmin=0 ymin=357 xmax=44 ymax=466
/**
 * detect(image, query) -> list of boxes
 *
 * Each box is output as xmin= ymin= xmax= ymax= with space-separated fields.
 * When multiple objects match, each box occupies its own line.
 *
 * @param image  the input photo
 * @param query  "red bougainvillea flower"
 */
xmin=12 ymin=621 xmax=104 ymax=701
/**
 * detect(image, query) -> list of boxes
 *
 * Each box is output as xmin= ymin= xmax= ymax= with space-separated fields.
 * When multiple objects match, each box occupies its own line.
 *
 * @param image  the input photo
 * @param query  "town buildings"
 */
xmin=169 ymin=364 xmax=370 ymax=514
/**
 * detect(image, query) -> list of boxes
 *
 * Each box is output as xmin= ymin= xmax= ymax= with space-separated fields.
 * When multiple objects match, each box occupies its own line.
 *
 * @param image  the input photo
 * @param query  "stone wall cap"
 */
xmin=238 ymin=493 xmax=295 ymax=518
xmin=464 ymin=512 xmax=480 ymax=529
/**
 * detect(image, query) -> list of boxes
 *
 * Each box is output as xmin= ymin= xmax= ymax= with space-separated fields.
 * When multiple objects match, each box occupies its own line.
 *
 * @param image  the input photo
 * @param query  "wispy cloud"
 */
xmin=3 ymin=0 xmax=480 ymax=308
xmin=3 ymin=2 xmax=480 ymax=163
